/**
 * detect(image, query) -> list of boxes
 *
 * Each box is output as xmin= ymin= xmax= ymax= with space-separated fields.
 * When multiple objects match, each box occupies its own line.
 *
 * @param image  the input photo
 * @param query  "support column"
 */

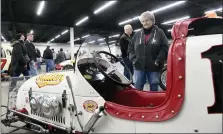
xmin=70 ymin=27 xmax=75 ymax=60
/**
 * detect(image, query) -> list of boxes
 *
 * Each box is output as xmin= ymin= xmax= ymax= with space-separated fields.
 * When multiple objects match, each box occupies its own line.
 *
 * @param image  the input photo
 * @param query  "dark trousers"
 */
xmin=12 ymin=68 xmax=29 ymax=77
xmin=122 ymin=57 xmax=134 ymax=80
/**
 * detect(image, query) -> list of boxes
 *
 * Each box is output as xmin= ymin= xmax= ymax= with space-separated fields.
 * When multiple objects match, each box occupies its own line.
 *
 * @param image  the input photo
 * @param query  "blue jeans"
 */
xmin=45 ymin=59 xmax=54 ymax=72
xmin=134 ymin=70 xmax=160 ymax=91
xmin=122 ymin=58 xmax=134 ymax=80
xmin=37 ymin=62 xmax=41 ymax=70
xmin=29 ymin=61 xmax=38 ymax=76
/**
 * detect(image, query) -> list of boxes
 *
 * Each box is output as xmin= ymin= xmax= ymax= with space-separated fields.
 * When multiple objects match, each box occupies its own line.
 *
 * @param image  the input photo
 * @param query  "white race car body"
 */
xmin=4 ymin=17 xmax=222 ymax=133
xmin=1 ymin=44 xmax=12 ymax=73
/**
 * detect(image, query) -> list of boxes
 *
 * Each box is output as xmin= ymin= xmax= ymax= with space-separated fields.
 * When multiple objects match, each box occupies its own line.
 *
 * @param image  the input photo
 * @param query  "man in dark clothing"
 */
xmin=10 ymin=33 xmax=30 ymax=77
xmin=119 ymin=24 xmax=134 ymax=80
xmin=24 ymin=33 xmax=38 ymax=76
xmin=128 ymin=11 xmax=169 ymax=91
xmin=43 ymin=46 xmax=54 ymax=72
xmin=36 ymin=48 xmax=42 ymax=70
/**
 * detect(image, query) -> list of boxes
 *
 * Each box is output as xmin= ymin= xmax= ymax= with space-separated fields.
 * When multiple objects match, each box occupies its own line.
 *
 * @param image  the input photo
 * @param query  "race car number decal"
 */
xmin=36 ymin=74 xmax=65 ymax=88
xmin=1 ymin=59 xmax=7 ymax=70
xmin=83 ymin=100 xmax=98 ymax=113
xmin=201 ymin=45 xmax=223 ymax=114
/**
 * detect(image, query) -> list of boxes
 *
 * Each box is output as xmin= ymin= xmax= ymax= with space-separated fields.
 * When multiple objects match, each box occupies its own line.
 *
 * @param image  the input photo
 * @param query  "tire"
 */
xmin=62 ymin=65 xmax=73 ymax=70
xmin=159 ymin=65 xmax=167 ymax=91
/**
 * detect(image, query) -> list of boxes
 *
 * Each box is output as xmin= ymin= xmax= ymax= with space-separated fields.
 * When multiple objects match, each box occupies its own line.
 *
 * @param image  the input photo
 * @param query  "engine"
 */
xmin=30 ymin=94 xmax=62 ymax=118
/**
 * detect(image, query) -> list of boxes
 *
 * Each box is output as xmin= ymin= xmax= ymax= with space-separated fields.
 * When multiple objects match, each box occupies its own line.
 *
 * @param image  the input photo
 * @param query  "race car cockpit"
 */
xmin=75 ymin=35 xmax=135 ymax=101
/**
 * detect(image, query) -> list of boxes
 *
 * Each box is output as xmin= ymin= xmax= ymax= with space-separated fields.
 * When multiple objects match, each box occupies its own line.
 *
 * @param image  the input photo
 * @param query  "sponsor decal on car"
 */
xmin=36 ymin=73 xmax=65 ymax=88
xmin=83 ymin=100 xmax=98 ymax=113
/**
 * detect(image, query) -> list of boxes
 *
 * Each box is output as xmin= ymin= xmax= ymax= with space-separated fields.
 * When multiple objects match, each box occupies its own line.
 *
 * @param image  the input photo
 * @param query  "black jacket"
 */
xmin=119 ymin=33 xmax=132 ymax=58
xmin=43 ymin=48 xmax=53 ymax=59
xmin=10 ymin=40 xmax=29 ymax=73
xmin=128 ymin=25 xmax=169 ymax=72
xmin=36 ymin=49 xmax=41 ymax=58
xmin=25 ymin=40 xmax=37 ymax=62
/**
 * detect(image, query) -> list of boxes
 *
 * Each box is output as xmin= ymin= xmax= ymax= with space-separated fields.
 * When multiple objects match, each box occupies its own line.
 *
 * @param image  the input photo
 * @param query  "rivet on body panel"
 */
xmin=179 ymin=76 xmax=183 ymax=79
xmin=129 ymin=114 xmax=131 ymax=117
xmin=116 ymin=112 xmax=119 ymax=115
xmin=194 ymin=129 xmax=199 ymax=133
xmin=155 ymin=115 xmax=159 ymax=119
xmin=178 ymin=94 xmax=182 ymax=98
xmin=171 ymin=110 xmax=175 ymax=114
xmin=142 ymin=116 xmax=145 ymax=119
xmin=178 ymin=57 xmax=182 ymax=60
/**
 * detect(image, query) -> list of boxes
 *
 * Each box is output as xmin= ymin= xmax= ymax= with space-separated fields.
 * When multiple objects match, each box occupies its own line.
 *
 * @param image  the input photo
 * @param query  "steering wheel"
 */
xmin=93 ymin=51 xmax=133 ymax=86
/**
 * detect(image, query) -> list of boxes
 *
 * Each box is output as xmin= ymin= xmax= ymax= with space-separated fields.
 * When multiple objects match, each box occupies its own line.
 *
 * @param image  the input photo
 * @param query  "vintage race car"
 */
xmin=1 ymin=44 xmax=12 ymax=80
xmin=1 ymin=17 xmax=222 ymax=133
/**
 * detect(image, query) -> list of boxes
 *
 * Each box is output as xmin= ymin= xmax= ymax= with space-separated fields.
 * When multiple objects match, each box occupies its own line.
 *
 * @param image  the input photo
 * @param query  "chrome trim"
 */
xmin=9 ymin=109 xmax=69 ymax=132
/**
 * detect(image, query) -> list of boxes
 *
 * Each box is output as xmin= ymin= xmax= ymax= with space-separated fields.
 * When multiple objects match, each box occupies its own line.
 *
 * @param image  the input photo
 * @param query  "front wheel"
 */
xmin=159 ymin=65 xmax=167 ymax=91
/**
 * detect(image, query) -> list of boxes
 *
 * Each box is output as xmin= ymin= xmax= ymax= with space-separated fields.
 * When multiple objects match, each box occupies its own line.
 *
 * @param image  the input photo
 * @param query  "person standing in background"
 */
xmin=128 ymin=11 xmax=169 ymax=91
xmin=24 ymin=33 xmax=38 ymax=76
xmin=10 ymin=33 xmax=30 ymax=77
xmin=51 ymin=49 xmax=57 ymax=63
xmin=65 ymin=50 xmax=71 ymax=60
xmin=43 ymin=46 xmax=54 ymax=72
xmin=36 ymin=48 xmax=42 ymax=71
xmin=56 ymin=48 xmax=66 ymax=64
xmin=119 ymin=24 xmax=134 ymax=80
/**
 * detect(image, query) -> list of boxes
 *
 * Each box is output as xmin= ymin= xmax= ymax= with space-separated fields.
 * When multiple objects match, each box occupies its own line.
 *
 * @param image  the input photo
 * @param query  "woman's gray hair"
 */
xmin=139 ymin=11 xmax=155 ymax=24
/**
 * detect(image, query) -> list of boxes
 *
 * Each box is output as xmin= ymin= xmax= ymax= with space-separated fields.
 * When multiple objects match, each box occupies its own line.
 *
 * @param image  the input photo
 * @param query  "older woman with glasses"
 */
xmin=128 ymin=11 xmax=169 ymax=91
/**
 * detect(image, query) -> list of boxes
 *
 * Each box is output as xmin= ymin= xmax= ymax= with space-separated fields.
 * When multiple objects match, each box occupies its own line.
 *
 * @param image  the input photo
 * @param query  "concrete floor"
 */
xmin=1 ymin=64 xmax=163 ymax=133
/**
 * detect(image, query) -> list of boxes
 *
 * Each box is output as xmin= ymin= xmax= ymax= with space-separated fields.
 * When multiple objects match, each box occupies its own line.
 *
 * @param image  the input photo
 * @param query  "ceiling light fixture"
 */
xmin=30 ymin=30 xmax=34 ymax=34
xmin=205 ymin=7 xmax=222 ymax=14
xmin=151 ymin=1 xmax=186 ymax=14
xmin=94 ymin=1 xmax=117 ymax=14
xmin=50 ymin=38 xmax=55 ymax=42
xmin=118 ymin=1 xmax=186 ymax=25
xmin=168 ymin=27 xmax=194 ymax=32
xmin=88 ymin=41 xmax=95 ymax=43
xmin=55 ymin=35 xmax=61 ymax=39
xmin=167 ymin=29 xmax=172 ymax=32
xmin=37 ymin=1 xmax=45 ymax=16
xmin=74 ymin=38 xmax=80 ymax=41
xmin=1 ymin=36 xmax=5 ymax=40
xmin=82 ymin=34 xmax=90 ymax=38
xmin=61 ymin=29 xmax=69 ymax=35
xmin=100 ymin=43 xmax=106 ymax=45
xmin=98 ymin=38 xmax=105 ymax=41
xmin=134 ymin=29 xmax=141 ymax=32
xmin=1 ymin=35 xmax=7 ymax=42
xmin=109 ymin=41 xmax=116 ymax=43
xmin=75 ymin=16 xmax=89 ymax=26
xmin=109 ymin=34 xmax=120 ymax=38
xmin=162 ymin=16 xmax=190 ymax=24
xmin=47 ymin=41 xmax=50 ymax=44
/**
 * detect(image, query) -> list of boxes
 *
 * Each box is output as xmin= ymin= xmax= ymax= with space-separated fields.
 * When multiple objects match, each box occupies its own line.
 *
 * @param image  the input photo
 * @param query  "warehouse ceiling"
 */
xmin=1 ymin=0 xmax=222 ymax=44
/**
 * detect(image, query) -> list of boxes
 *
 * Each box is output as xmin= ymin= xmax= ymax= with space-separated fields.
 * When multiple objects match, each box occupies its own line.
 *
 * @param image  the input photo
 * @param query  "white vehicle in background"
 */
xmin=1 ymin=44 xmax=12 ymax=80
xmin=55 ymin=60 xmax=74 ymax=70
xmin=1 ymin=17 xmax=222 ymax=133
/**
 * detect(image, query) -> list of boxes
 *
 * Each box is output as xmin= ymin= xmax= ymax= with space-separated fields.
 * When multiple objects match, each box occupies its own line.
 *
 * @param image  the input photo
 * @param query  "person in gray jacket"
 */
xmin=55 ymin=48 xmax=66 ymax=64
xmin=128 ymin=11 xmax=169 ymax=91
